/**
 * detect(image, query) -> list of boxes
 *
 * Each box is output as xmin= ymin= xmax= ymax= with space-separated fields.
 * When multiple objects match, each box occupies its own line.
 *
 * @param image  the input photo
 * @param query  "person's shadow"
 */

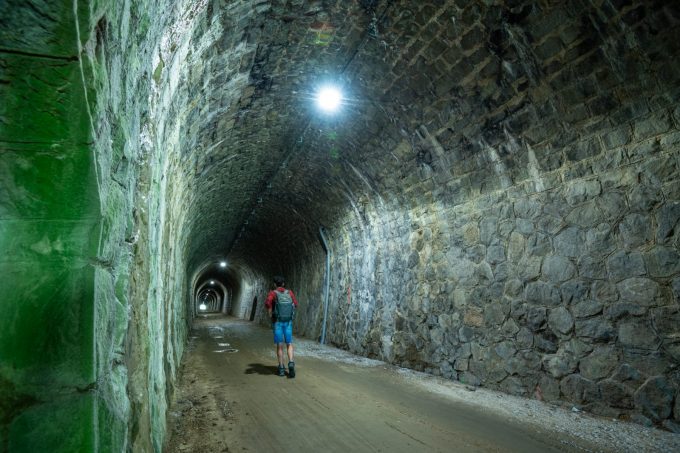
xmin=245 ymin=363 xmax=279 ymax=375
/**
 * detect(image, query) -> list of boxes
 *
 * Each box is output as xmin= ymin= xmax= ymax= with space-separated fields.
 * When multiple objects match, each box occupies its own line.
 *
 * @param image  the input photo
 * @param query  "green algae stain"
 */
xmin=0 ymin=56 xmax=90 ymax=144
xmin=9 ymin=394 xmax=95 ymax=453
xmin=0 ymin=143 xmax=99 ymax=220
xmin=153 ymin=58 xmax=164 ymax=85
xmin=96 ymin=395 xmax=127 ymax=453
xmin=0 ymin=376 xmax=37 ymax=453
xmin=0 ymin=2 xmax=109 ymax=452
xmin=0 ymin=376 xmax=37 ymax=426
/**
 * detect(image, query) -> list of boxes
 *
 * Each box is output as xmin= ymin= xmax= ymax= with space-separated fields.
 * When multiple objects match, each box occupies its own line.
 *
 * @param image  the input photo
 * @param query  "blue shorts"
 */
xmin=273 ymin=321 xmax=293 ymax=344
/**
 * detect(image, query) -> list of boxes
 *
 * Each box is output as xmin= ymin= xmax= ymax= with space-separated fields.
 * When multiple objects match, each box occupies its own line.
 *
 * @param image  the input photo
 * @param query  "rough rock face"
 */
xmin=258 ymin=0 xmax=680 ymax=433
xmin=0 ymin=1 xmax=102 ymax=451
xmin=1 ymin=0 xmax=679 ymax=451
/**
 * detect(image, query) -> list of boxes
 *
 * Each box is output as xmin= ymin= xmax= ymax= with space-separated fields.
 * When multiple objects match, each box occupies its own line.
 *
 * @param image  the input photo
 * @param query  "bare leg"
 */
xmin=277 ymin=343 xmax=284 ymax=366
xmin=286 ymin=343 xmax=296 ymax=378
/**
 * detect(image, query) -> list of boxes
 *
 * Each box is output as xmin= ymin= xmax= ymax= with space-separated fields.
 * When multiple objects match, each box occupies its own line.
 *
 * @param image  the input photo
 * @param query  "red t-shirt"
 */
xmin=265 ymin=287 xmax=299 ymax=310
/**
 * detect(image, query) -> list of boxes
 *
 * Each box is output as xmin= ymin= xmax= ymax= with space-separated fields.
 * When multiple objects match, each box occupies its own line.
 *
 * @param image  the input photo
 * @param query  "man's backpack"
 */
xmin=274 ymin=290 xmax=295 ymax=322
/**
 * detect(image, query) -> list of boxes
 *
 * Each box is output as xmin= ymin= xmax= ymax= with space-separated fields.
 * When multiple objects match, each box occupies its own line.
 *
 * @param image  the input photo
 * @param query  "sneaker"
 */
xmin=288 ymin=361 xmax=295 ymax=378
xmin=277 ymin=365 xmax=285 ymax=376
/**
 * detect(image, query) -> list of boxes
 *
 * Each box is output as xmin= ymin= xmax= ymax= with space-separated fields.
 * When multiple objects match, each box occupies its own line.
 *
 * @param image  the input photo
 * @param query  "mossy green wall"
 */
xmin=0 ymin=1 xmax=101 ymax=451
xmin=2 ymin=0 xmax=215 ymax=447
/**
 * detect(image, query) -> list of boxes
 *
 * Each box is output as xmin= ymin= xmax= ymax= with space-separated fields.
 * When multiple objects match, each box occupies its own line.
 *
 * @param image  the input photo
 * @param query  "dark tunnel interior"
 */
xmin=1 ymin=0 xmax=680 ymax=451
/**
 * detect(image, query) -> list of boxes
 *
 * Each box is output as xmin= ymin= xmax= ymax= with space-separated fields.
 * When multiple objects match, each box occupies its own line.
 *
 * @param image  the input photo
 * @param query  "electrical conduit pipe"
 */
xmin=319 ymin=226 xmax=331 ymax=344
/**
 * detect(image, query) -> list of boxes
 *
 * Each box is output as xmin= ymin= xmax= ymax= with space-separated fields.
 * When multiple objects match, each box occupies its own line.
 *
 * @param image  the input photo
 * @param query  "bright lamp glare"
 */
xmin=199 ymin=303 xmax=207 ymax=311
xmin=210 ymin=280 xmax=215 ymax=285
xmin=219 ymin=261 xmax=227 ymax=268
xmin=317 ymin=86 xmax=342 ymax=112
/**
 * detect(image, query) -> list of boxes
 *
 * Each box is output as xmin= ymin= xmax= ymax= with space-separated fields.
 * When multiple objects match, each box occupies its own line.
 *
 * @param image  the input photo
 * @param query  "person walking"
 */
xmin=265 ymin=276 xmax=298 ymax=377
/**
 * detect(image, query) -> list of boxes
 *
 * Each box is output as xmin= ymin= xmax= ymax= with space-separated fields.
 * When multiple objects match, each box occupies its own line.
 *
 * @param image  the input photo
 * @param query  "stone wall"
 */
xmin=0 ymin=0 xmax=245 ymax=450
xmin=219 ymin=0 xmax=680 ymax=430
xmin=309 ymin=133 xmax=679 ymax=427
xmin=3 ymin=0 xmax=680 ymax=451
xmin=85 ymin=0 xmax=306 ymax=448
xmin=279 ymin=1 xmax=680 ymax=429
xmin=0 ymin=1 xmax=101 ymax=451
xmin=85 ymin=1 xmax=214 ymax=450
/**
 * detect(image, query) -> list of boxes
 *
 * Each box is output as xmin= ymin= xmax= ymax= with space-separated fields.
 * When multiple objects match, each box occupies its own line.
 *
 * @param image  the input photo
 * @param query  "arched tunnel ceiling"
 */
xmin=184 ymin=0 xmax=399 ymax=272
xmin=177 ymin=0 xmax=677 ymax=274
xmin=197 ymin=266 xmax=237 ymax=295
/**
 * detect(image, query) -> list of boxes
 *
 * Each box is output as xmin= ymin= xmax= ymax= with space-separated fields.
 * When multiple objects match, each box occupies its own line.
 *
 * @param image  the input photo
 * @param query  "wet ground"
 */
xmin=165 ymin=316 xmax=678 ymax=453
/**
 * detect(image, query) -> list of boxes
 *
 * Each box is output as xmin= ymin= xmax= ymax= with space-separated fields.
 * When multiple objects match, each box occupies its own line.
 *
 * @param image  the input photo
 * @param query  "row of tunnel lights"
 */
xmin=199 ymin=87 xmax=342 ymax=308
xmin=198 ymin=285 xmax=217 ymax=311
xmin=199 ymin=260 xmax=228 ymax=311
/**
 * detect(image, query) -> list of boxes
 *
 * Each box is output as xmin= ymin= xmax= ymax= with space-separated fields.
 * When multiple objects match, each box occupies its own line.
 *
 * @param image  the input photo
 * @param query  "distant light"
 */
xmin=219 ymin=261 xmax=227 ymax=268
xmin=199 ymin=303 xmax=207 ymax=311
xmin=210 ymin=280 xmax=215 ymax=285
xmin=316 ymin=86 xmax=342 ymax=112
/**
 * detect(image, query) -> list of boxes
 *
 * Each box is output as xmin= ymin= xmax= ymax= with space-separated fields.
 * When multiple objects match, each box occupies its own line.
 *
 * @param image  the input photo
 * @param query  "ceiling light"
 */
xmin=219 ymin=261 xmax=227 ymax=268
xmin=316 ymin=86 xmax=342 ymax=112
xmin=210 ymin=280 xmax=215 ymax=285
xmin=199 ymin=303 xmax=207 ymax=311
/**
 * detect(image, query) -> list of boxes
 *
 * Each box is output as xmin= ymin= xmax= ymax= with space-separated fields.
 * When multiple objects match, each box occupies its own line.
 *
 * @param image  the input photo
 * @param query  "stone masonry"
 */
xmin=1 ymin=0 xmax=679 ymax=451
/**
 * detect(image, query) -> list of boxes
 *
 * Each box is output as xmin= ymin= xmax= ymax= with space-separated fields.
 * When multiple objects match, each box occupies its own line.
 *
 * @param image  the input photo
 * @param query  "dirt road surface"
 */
xmin=164 ymin=316 xmax=677 ymax=453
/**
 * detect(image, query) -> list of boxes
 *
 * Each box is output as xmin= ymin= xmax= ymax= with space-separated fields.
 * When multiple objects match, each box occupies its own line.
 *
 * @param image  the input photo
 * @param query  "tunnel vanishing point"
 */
xmin=1 ymin=0 xmax=680 ymax=451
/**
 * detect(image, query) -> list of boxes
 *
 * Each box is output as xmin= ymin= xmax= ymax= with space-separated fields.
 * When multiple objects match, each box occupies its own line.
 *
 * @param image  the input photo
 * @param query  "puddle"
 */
xmin=209 ymin=327 xmax=225 ymax=340
xmin=217 ymin=343 xmax=231 ymax=347
xmin=213 ymin=349 xmax=238 ymax=353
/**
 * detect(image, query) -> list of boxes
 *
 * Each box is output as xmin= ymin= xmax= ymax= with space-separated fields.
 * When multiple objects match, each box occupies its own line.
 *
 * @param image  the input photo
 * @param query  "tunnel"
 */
xmin=1 ymin=0 xmax=679 ymax=451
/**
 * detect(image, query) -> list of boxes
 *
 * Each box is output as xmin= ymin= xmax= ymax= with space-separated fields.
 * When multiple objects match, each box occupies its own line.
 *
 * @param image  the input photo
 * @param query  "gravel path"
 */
xmin=298 ymin=338 xmax=680 ymax=453
xmin=166 ymin=317 xmax=678 ymax=453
